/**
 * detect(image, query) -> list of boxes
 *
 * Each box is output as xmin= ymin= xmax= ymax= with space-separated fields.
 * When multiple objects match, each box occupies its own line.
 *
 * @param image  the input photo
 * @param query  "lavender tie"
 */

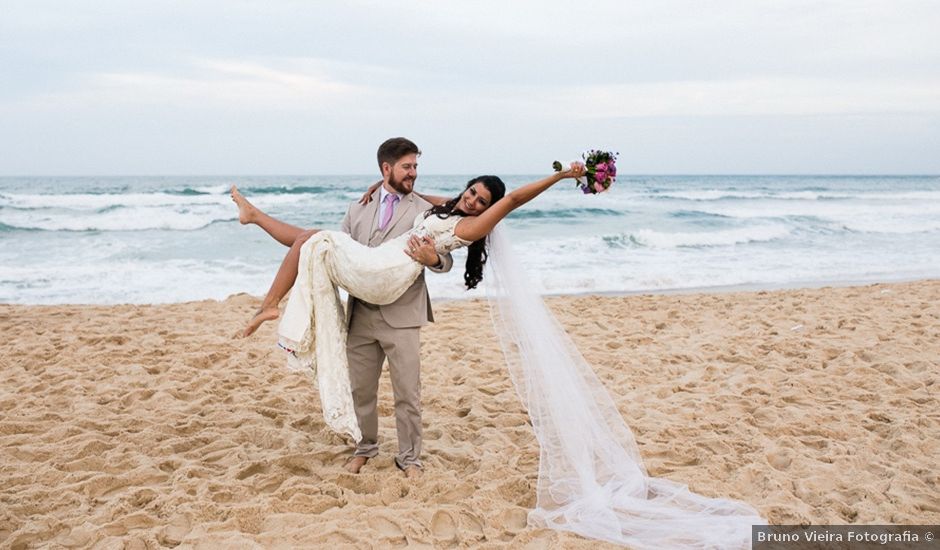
xmin=379 ymin=193 xmax=399 ymax=230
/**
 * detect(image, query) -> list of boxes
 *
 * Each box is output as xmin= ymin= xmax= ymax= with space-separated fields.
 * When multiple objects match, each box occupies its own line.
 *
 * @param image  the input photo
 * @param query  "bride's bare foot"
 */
xmin=241 ymin=307 xmax=279 ymax=337
xmin=230 ymin=185 xmax=258 ymax=225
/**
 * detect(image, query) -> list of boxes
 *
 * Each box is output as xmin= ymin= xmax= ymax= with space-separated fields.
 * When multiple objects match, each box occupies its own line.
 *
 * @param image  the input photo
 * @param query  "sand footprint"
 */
xmin=334 ymin=474 xmax=380 ymax=495
xmin=58 ymin=524 xmax=95 ymax=548
xmin=236 ymin=462 xmax=268 ymax=480
xmin=158 ymin=513 xmax=193 ymax=546
xmin=367 ymin=516 xmax=406 ymax=543
xmin=499 ymin=507 xmax=529 ymax=533
xmin=117 ymin=511 xmax=159 ymax=531
xmin=439 ymin=482 xmax=475 ymax=503
xmin=497 ymin=478 xmax=535 ymax=507
xmin=765 ymin=447 xmax=794 ymax=470
xmin=459 ymin=511 xmax=486 ymax=540
xmin=430 ymin=510 xmax=457 ymax=540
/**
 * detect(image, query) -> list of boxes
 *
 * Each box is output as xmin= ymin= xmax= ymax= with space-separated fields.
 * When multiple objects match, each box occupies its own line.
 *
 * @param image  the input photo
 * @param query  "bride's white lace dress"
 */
xmin=276 ymin=213 xmax=763 ymax=548
xmin=277 ymin=213 xmax=471 ymax=441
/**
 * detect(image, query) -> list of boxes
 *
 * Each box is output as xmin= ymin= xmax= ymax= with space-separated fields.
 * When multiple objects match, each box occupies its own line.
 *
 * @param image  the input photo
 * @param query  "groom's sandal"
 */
xmin=344 ymin=456 xmax=368 ymax=474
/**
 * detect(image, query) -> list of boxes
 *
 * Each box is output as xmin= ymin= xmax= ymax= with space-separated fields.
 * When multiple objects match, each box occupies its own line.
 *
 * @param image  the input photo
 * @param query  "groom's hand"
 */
xmin=405 ymin=235 xmax=441 ymax=267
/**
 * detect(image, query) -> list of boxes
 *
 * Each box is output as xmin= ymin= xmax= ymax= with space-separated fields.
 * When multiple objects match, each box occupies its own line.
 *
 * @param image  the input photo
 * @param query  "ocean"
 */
xmin=1 ymin=174 xmax=938 ymax=305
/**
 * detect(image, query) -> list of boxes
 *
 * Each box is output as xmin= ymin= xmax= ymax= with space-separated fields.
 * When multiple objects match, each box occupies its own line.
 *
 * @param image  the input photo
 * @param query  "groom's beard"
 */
xmin=388 ymin=173 xmax=415 ymax=194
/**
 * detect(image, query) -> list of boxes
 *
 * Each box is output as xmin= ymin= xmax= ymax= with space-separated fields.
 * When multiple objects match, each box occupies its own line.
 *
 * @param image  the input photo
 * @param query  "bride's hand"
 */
xmin=560 ymin=162 xmax=586 ymax=179
xmin=358 ymin=180 xmax=383 ymax=204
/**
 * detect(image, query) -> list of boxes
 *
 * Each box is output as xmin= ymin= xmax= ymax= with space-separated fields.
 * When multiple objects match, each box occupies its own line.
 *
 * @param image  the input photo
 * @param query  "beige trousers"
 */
xmin=346 ymin=301 xmax=422 ymax=469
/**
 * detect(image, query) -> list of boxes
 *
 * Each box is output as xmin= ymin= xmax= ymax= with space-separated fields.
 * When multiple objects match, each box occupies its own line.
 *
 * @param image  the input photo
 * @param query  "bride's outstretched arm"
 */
xmin=454 ymin=163 xmax=585 ymax=242
xmin=412 ymin=191 xmax=451 ymax=207
xmin=357 ymin=181 xmax=382 ymax=204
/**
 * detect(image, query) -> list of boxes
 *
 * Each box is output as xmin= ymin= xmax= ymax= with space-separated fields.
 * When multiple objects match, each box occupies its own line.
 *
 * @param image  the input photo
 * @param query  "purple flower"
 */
xmin=570 ymin=150 xmax=619 ymax=195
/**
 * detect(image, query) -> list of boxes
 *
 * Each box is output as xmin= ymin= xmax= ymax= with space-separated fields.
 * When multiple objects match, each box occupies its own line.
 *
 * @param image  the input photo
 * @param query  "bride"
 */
xmin=236 ymin=166 xmax=578 ymax=339
xmin=234 ymin=165 xmax=582 ymax=435
xmin=232 ymin=165 xmax=763 ymax=548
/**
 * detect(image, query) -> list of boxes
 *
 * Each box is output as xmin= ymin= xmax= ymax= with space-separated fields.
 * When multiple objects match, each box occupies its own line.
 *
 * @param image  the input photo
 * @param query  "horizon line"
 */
xmin=1 ymin=172 xmax=939 ymax=179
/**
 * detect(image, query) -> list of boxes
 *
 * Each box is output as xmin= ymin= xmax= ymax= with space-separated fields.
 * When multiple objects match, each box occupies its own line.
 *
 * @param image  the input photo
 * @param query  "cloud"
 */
xmin=338 ymin=76 xmax=940 ymax=120
xmin=12 ymin=57 xmax=370 ymax=112
xmin=1 ymin=1 xmax=938 ymax=174
xmin=557 ymin=77 xmax=940 ymax=118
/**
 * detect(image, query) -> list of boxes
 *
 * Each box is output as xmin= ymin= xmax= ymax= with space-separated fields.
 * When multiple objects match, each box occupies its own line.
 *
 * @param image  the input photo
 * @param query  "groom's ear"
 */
xmin=380 ymin=162 xmax=391 ymax=179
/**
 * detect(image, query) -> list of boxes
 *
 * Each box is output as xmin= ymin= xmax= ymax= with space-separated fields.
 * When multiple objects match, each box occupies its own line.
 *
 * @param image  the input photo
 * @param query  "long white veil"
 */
xmin=484 ymin=226 xmax=764 ymax=549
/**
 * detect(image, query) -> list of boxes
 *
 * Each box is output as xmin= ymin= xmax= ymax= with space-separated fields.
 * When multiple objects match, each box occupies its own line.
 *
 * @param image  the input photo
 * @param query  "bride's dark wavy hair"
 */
xmin=425 ymin=175 xmax=506 ymax=290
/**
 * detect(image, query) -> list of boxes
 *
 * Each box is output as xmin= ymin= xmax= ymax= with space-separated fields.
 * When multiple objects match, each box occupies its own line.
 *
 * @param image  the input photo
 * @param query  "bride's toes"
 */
xmin=231 ymin=185 xmax=255 ymax=225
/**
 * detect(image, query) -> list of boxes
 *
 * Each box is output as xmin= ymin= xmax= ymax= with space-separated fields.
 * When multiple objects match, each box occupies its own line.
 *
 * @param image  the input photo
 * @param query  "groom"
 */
xmin=340 ymin=137 xmax=451 ymax=478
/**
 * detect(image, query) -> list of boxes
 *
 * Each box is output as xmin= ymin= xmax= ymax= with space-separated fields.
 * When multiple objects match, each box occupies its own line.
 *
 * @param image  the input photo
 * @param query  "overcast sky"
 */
xmin=1 ymin=0 xmax=938 ymax=175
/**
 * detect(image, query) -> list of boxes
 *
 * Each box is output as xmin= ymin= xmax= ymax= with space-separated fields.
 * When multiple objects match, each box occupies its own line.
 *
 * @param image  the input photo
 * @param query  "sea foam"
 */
xmin=1 ymin=174 xmax=938 ymax=304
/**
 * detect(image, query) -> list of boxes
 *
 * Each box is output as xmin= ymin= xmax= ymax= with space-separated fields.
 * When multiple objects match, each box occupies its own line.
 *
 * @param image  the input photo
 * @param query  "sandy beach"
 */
xmin=1 ymin=280 xmax=938 ymax=548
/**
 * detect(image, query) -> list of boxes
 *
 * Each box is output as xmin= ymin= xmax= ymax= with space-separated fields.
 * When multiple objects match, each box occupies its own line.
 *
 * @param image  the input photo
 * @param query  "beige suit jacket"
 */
xmin=340 ymin=189 xmax=453 ymax=328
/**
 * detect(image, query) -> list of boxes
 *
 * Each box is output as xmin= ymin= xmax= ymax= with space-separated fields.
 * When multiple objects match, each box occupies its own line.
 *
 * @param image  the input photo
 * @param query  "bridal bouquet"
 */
xmin=553 ymin=150 xmax=619 ymax=194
